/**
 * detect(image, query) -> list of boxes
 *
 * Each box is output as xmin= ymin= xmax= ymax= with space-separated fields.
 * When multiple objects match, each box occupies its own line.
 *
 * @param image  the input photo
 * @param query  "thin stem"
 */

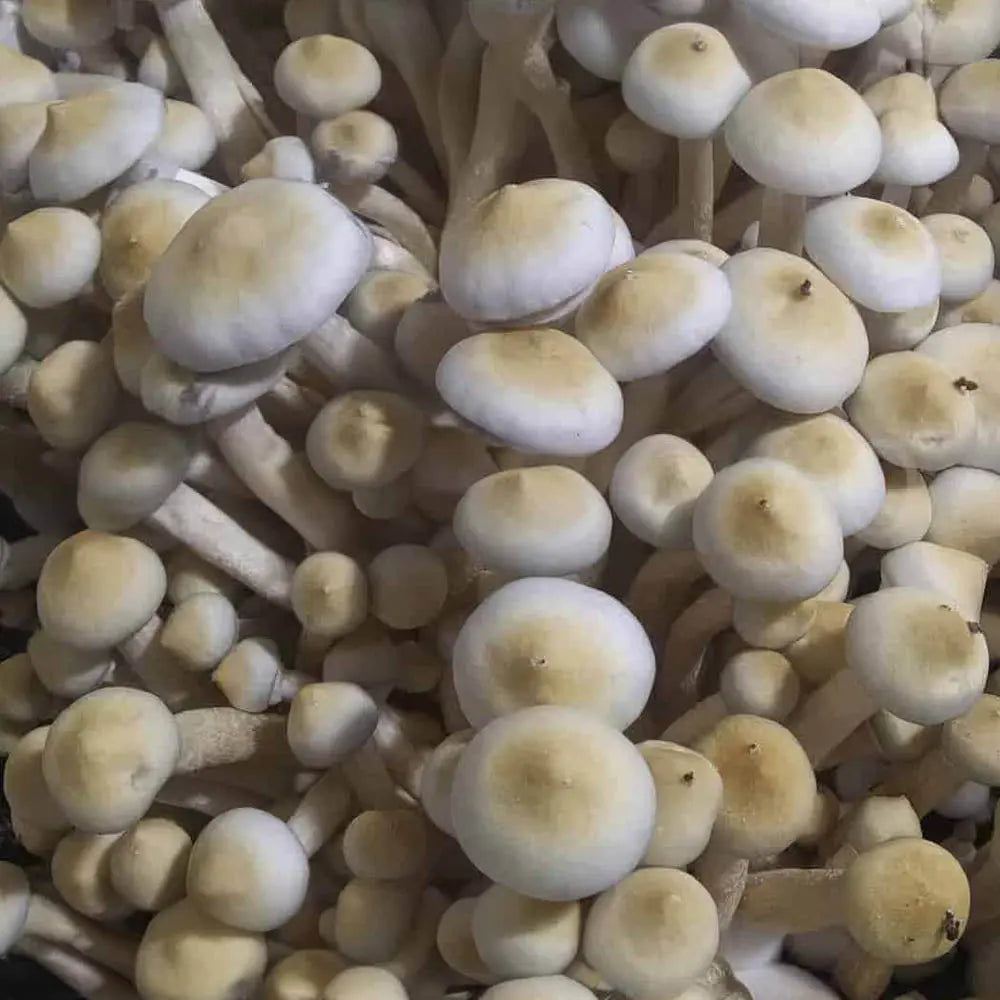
xmin=738 ymin=867 xmax=846 ymax=933
xmin=881 ymin=183 xmax=912 ymax=209
xmin=660 ymin=693 xmax=728 ymax=747
xmin=388 ymin=158 xmax=446 ymax=225
xmin=759 ymin=188 xmax=806 ymax=253
xmin=678 ymin=137 xmax=715 ymax=242
xmin=285 ymin=768 xmax=353 ymax=856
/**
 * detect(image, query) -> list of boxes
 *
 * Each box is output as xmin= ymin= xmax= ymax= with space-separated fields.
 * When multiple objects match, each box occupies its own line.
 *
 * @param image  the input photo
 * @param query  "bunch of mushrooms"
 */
xmin=3 ymin=1 xmax=1000 ymax=1000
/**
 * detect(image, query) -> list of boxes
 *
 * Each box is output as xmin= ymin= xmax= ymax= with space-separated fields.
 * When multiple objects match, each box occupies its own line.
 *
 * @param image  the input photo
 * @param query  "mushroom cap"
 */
xmin=418 ymin=729 xmax=472 ymax=836
xmin=306 ymin=390 xmax=426 ymax=491
xmin=736 ymin=0 xmax=878 ymax=48
xmin=481 ymin=979 xmax=596 ymax=1000
xmin=274 ymin=35 xmax=381 ymax=119
xmin=802 ymin=197 xmax=940 ymax=312
xmin=840 ymin=794 xmax=921 ymax=854
xmin=940 ymin=59 xmax=1000 ymax=143
xmin=161 ymin=593 xmax=238 ymax=673
xmin=846 ymin=587 xmax=988 ymax=725
xmin=323 ymin=966 xmax=408 ymax=1000
xmin=922 ymin=214 xmax=995 ymax=303
xmin=136 ymin=897 xmax=268 ymax=1000
xmin=143 ymin=179 xmax=372 ymax=373
xmin=321 ymin=619 xmax=398 ymax=687
xmin=452 ymin=577 xmax=655 ymax=731
xmin=344 ymin=270 xmax=433 ymax=348
xmin=724 ymin=69 xmax=881 ymax=197
xmin=0 ymin=206 xmax=101 ymax=309
xmin=731 ymin=596 xmax=817 ymax=650
xmin=26 ymin=631 xmax=111 ymax=699
xmin=928 ymin=466 xmax=1000 ymax=565
xmin=855 ymin=463 xmax=931 ymax=549
xmin=37 ymin=531 xmax=166 ymax=650
xmin=341 ymin=809 xmax=434 ymax=882
xmin=435 ymin=896 xmax=496 ymax=984
xmin=241 ymin=136 xmax=316 ymax=183
xmin=411 ymin=427 xmax=498 ymax=522
xmin=720 ymin=649 xmax=800 ymax=720
xmin=311 ymin=110 xmax=398 ymax=185
xmin=0 ymin=286 xmax=26 ymax=374
xmin=582 ymin=867 xmax=719 ymax=999
xmin=287 ymin=681 xmax=378 ymax=767
xmin=99 ymin=180 xmax=210 ymax=301
xmin=0 ymin=861 xmax=30 ymax=955
xmin=51 ymin=830 xmax=132 ymax=920
xmin=439 ymin=180 xmax=616 ymax=324
xmin=109 ymin=817 xmax=192 ymax=912
xmin=29 ymin=83 xmax=165 ymax=203
xmin=149 ymin=99 xmax=217 ymax=171
xmin=213 ymin=638 xmax=286 ymax=713
xmin=165 ymin=547 xmax=242 ymax=605
xmin=77 ymin=421 xmax=191 ymax=531
xmin=575 ymin=252 xmax=732 ymax=381
xmin=264 ymin=950 xmax=346 ymax=1000
xmin=880 ymin=541 xmax=988 ymax=623
xmin=873 ymin=111 xmax=959 ymax=188
xmin=42 ymin=687 xmax=180 ymax=833
xmin=692 ymin=458 xmax=843 ymax=602
xmin=451 ymin=705 xmax=657 ymax=901
xmin=738 ymin=965 xmax=839 ymax=1000
xmin=0 ymin=46 xmax=57 ymax=107
xmin=639 ymin=740 xmax=723 ymax=868
xmin=328 ymin=877 xmax=421 ymax=964
xmin=622 ymin=23 xmax=750 ymax=138
xmin=862 ymin=71 xmax=937 ymax=119
xmin=3 ymin=726 xmax=68 ymax=831
xmin=187 ymin=808 xmax=310 ymax=932
xmin=291 ymin=553 xmax=368 ymax=640
xmin=844 ymin=838 xmax=969 ymax=965
xmin=644 ymin=238 xmax=730 ymax=267
xmin=454 ymin=466 xmax=612 ymax=577
xmin=604 ymin=110 xmax=670 ymax=174
xmin=859 ymin=300 xmax=939 ymax=356
xmin=846 ymin=351 xmax=977 ymax=471
xmin=436 ymin=327 xmax=623 ymax=457
xmin=393 ymin=299 xmax=469 ymax=388
xmin=22 ymin=0 xmax=114 ymax=48
xmin=555 ymin=0 xmax=664 ymax=81
xmin=0 ymin=652 xmax=57 ymax=724
xmin=712 ymin=248 xmax=868 ymax=413
xmin=745 ymin=412 xmax=886 ymax=536
xmin=941 ymin=693 xmax=1000 ymax=785
xmin=367 ymin=544 xmax=447 ymax=631
xmin=695 ymin=714 xmax=817 ymax=858
xmin=110 ymin=287 xmax=155 ymax=396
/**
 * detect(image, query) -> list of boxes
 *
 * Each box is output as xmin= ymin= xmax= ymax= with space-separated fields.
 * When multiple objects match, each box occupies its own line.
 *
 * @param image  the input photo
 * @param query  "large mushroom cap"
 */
xmin=143 ymin=179 xmax=372 ymax=373
xmin=940 ymin=59 xmax=1000 ymax=143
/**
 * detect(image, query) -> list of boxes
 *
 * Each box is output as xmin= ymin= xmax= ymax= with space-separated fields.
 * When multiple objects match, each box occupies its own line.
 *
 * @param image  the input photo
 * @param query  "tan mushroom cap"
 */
xmin=241 ymin=136 xmax=316 ymax=183
xmin=274 ymin=35 xmax=382 ymax=119
xmin=264 ymin=950 xmax=347 ymax=1000
xmin=480 ymin=979 xmax=597 ymax=1000
xmin=323 ymin=967 xmax=408 ymax=1000
xmin=344 ymin=270 xmax=433 ymax=349
xmin=109 ymin=817 xmax=191 ymax=912
xmin=583 ymin=867 xmax=719 ymax=999
xmin=21 ymin=0 xmax=114 ymax=48
xmin=311 ymin=110 xmax=398 ymax=185
xmin=923 ymin=214 xmax=995 ymax=304
xmin=291 ymin=553 xmax=368 ymax=641
xmin=695 ymin=714 xmax=816 ymax=858
xmin=604 ymin=110 xmax=670 ymax=174
xmin=136 ymin=897 xmax=268 ymax=1000
xmin=161 ymin=593 xmax=238 ymax=673
xmin=860 ymin=300 xmax=939 ymax=356
xmin=393 ymin=299 xmax=469 ymax=389
xmin=437 ymin=897 xmax=497 ymax=984
xmin=148 ymin=99 xmax=217 ymax=171
xmin=938 ymin=280 xmax=1000 ymax=329
xmin=0 ymin=46 xmax=57 ymax=107
xmin=411 ymin=427 xmax=497 ymax=522
xmin=844 ymin=838 xmax=969 ymax=965
xmin=287 ymin=681 xmax=378 ymax=768
xmin=51 ymin=830 xmax=132 ymax=920
xmin=342 ymin=809 xmax=434 ymax=882
xmin=326 ymin=878 xmax=420 ymax=964
xmin=720 ymin=649 xmax=800 ymax=720
xmin=731 ymin=596 xmax=817 ymax=650
xmin=367 ymin=544 xmax=447 ymax=631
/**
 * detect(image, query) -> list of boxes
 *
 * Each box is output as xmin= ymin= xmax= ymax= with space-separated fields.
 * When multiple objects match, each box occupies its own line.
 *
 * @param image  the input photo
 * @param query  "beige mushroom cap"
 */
xmin=109 ymin=817 xmax=192 ymax=912
xmin=291 ymin=553 xmax=368 ymax=641
xmin=241 ymin=136 xmax=316 ymax=183
xmin=136 ymin=898 xmax=268 ymax=1000
xmin=287 ymin=681 xmax=379 ymax=768
xmin=480 ymin=979 xmax=596 ymax=1000
xmin=148 ymin=99 xmax=217 ymax=171
xmin=940 ymin=59 xmax=1000 ymax=144
xmin=583 ymin=867 xmax=719 ymax=999
xmin=51 ymin=830 xmax=132 ymax=920
xmin=0 ymin=46 xmax=57 ymax=107
xmin=0 ymin=101 xmax=49 ymax=194
xmin=720 ymin=649 xmax=800 ymax=720
xmin=311 ymin=110 xmax=398 ymax=185
xmin=22 ymin=0 xmax=114 ymax=48
xmin=327 ymin=878 xmax=420 ymax=965
xmin=161 ymin=593 xmax=238 ymax=673
xmin=0 ymin=652 xmax=58 ymax=723
xmin=393 ymin=299 xmax=469 ymax=389
xmin=264 ymin=950 xmax=347 ymax=1000
xmin=418 ymin=729 xmax=473 ymax=835
xmin=342 ymin=809 xmax=434 ymax=882
xmin=0 ymin=285 xmax=26 ymax=373
xmin=367 ymin=544 xmax=447 ymax=631
xmin=323 ymin=966 xmax=408 ymax=1000
xmin=695 ymin=714 xmax=816 ymax=858
xmin=274 ymin=35 xmax=381 ymax=119
xmin=42 ymin=687 xmax=180 ymax=833
xmin=844 ymin=838 xmax=969 ymax=965
xmin=3 ymin=726 xmax=67 ymax=833
xmin=344 ymin=270 xmax=433 ymax=349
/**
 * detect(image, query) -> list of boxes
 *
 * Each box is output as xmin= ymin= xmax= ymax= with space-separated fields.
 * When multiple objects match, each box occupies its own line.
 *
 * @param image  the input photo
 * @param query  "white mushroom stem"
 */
xmin=174 ymin=707 xmax=293 ymax=772
xmin=285 ymin=767 xmax=353 ymax=856
xmin=874 ymin=747 xmax=967 ymax=818
xmin=737 ymin=866 xmax=847 ymax=933
xmin=372 ymin=708 xmax=431 ymax=798
xmin=833 ymin=940 xmax=892 ymax=1000
xmin=678 ymin=138 xmax=715 ymax=242
xmin=151 ymin=0 xmax=277 ymax=180
xmin=15 ymin=937 xmax=139 ymax=1000
xmin=438 ymin=10 xmax=484 ymax=190
xmin=156 ymin=774 xmax=271 ymax=816
xmin=625 ymin=549 xmax=707 ymax=647
xmin=660 ymin=694 xmax=729 ymax=747
xmin=343 ymin=738 xmax=411 ymax=809
xmin=787 ymin=668 xmax=878 ymax=767
xmin=665 ymin=362 xmax=756 ymax=438
xmin=302 ymin=315 xmax=406 ymax=393
xmin=925 ymin=139 xmax=988 ymax=215
xmin=0 ymin=355 xmax=36 ymax=409
xmin=758 ymin=189 xmax=807 ymax=254
xmin=208 ymin=405 xmax=361 ymax=553
xmin=117 ymin=616 xmax=208 ymax=711
xmin=0 ymin=533 xmax=63 ymax=590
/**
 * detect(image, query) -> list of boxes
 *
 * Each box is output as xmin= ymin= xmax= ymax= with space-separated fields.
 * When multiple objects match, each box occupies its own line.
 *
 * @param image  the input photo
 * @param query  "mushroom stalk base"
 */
xmin=678 ymin=137 xmax=714 ymax=243
xmin=738 ymin=867 xmax=846 ymax=933
xmin=286 ymin=768 xmax=352 ymax=856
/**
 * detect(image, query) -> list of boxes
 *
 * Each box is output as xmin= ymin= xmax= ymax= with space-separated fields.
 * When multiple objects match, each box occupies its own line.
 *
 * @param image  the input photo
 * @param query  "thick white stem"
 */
xmin=286 ymin=768 xmax=353 ymax=856
xmin=695 ymin=845 xmax=748 ymax=931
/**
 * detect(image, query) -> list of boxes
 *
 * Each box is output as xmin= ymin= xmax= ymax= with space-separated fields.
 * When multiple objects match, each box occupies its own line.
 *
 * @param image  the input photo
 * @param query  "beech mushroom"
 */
xmin=108 ymin=817 xmax=192 ymax=912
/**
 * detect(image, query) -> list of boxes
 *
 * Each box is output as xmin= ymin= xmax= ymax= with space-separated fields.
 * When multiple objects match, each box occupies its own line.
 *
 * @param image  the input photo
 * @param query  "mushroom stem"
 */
xmin=625 ymin=549 xmax=707 ymax=649
xmin=874 ymin=746 xmax=966 ymax=818
xmin=694 ymin=845 xmax=749 ymax=931
xmin=118 ymin=616 xmax=207 ymax=711
xmin=0 ymin=355 xmax=36 ymax=409
xmin=0 ymin=533 xmax=63 ymax=590
xmin=302 ymin=316 xmax=406 ymax=394
xmin=15 ymin=937 xmax=140 ymax=1000
xmin=881 ymin=183 xmax=912 ymax=209
xmin=156 ymin=774 xmax=270 ymax=816
xmin=174 ymin=707 xmax=292 ymax=773
xmin=660 ymin=693 xmax=728 ymax=747
xmin=737 ymin=866 xmax=846 ymax=933
xmin=438 ymin=10 xmax=484 ymax=190
xmin=758 ymin=188 xmax=806 ymax=254
xmin=285 ymin=767 xmax=353 ymax=856
xmin=678 ymin=137 xmax=714 ymax=242
xmin=925 ymin=139 xmax=988 ymax=215
xmin=388 ymin=159 xmax=446 ymax=226
xmin=343 ymin=737 xmax=410 ymax=809
xmin=787 ymin=667 xmax=880 ymax=766
xmin=372 ymin=707 xmax=431 ymax=797
xmin=833 ymin=941 xmax=892 ymax=1000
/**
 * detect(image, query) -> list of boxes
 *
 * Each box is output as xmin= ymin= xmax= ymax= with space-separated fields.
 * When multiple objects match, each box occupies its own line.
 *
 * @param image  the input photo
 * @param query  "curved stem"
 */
xmin=286 ymin=768 xmax=353 ymax=856
xmin=16 ymin=936 xmax=140 ymax=1000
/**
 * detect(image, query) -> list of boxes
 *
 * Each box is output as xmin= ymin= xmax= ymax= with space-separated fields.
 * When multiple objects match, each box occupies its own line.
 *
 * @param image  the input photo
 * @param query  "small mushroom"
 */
xmin=922 ymin=213 xmax=995 ymax=304
xmin=51 ymin=829 xmax=132 ymax=920
xmin=108 ymin=817 xmax=192 ymax=912
xmin=287 ymin=682 xmax=379 ymax=768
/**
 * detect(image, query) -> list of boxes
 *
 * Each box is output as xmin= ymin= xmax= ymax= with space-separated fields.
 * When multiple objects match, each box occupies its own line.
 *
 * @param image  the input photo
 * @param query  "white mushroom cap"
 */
xmin=744 ymin=413 xmax=886 ymax=536
xmin=724 ymin=69 xmax=881 ymax=197
xmin=739 ymin=965 xmax=840 ymax=1000
xmin=42 ymin=687 xmax=180 ymax=833
xmin=0 ymin=861 xmax=30 ymax=954
xmin=393 ymin=299 xmax=469 ymax=388
xmin=583 ymin=867 xmax=719 ymax=999
xmin=143 ymin=179 xmax=371 ymax=372
xmin=939 ymin=59 xmax=1000 ymax=143
xmin=720 ymin=649 xmax=800 ymax=720
xmin=736 ymin=0 xmax=879 ymax=48
xmin=880 ymin=541 xmax=988 ymax=623
xmin=731 ymin=596 xmax=817 ymax=650
xmin=261 ymin=951 xmax=346 ymax=1000
xmin=29 ymin=84 xmax=165 ymax=203
xmin=609 ymin=434 xmax=713 ymax=548
xmin=435 ymin=896 xmax=496 ymax=984
xmin=855 ymin=464 xmax=931 ymax=549
xmin=368 ymin=544 xmax=447 ymax=630
xmin=622 ymin=23 xmax=750 ymax=138
xmin=692 ymin=458 xmax=843 ymax=601
xmin=439 ymin=180 xmax=616 ymax=324
xmin=0 ymin=101 xmax=48 ymax=194
xmin=713 ymin=248 xmax=868 ymax=413
xmin=436 ymin=327 xmax=623 ymax=457
xmin=26 ymin=631 xmax=112 ymax=698
xmin=161 ymin=593 xmax=239 ymax=673
xmin=109 ymin=817 xmax=191 ymax=912
xmin=639 ymin=740 xmax=723 ymax=868
xmin=644 ymin=238 xmax=730 ymax=267
xmin=274 ymin=35 xmax=381 ymax=119
xmin=873 ymin=110 xmax=959 ymax=187
xmin=859 ymin=300 xmax=939 ymax=356
xmin=324 ymin=966 xmax=408 ymax=1000
xmin=845 ymin=351 xmax=977 ymax=471
xmin=311 ymin=110 xmax=398 ymax=186
xmin=344 ymin=270 xmax=434 ymax=349
xmin=241 ymin=136 xmax=316 ymax=183
xmin=136 ymin=898 xmax=268 ymax=1000
xmin=927 ymin=466 xmax=1000 ymax=565
xmin=51 ymin=830 xmax=132 ymax=920
xmin=21 ymin=0 xmax=114 ymax=48
xmin=451 ymin=705 xmax=656 ymax=901
xmin=574 ymin=252 xmax=732 ymax=381
xmin=921 ymin=214 xmax=995 ymax=303
xmin=0 ymin=46 xmax=57 ymax=107
xmin=846 ymin=587 xmax=988 ymax=725
xmin=453 ymin=466 xmax=612 ymax=577
xmin=452 ymin=577 xmax=655 ymax=731
xmin=148 ymin=99 xmax=217 ymax=171
xmin=554 ymin=0 xmax=663 ymax=81
xmin=287 ymin=682 xmax=377 ymax=768
xmin=803 ymin=197 xmax=940 ymax=312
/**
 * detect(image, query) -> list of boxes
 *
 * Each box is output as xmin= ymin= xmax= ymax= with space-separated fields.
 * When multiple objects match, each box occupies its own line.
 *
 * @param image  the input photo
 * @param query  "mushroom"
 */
xmin=366 ymin=544 xmax=447 ymax=632
xmin=108 ymin=817 xmax=192 ymax=912
xmin=872 ymin=109 xmax=959 ymax=209
xmin=324 ymin=966 xmax=409 ymax=1000
xmin=51 ymin=829 xmax=132 ymax=920
xmin=160 ymin=592 xmax=238 ymax=673
xmin=287 ymin=682 xmax=379 ymax=769
xmin=922 ymin=213 xmax=995 ymax=304
xmin=212 ymin=638 xmax=308 ymax=713
xmin=855 ymin=463 xmax=931 ymax=550
xmin=323 ymin=879 xmax=421 ymax=965
xmin=147 ymin=98 xmax=218 ymax=172
xmin=260 ymin=950 xmax=346 ymax=1000
xmin=0 ymin=101 xmax=50 ymax=195
xmin=341 ymin=808 xmax=435 ymax=882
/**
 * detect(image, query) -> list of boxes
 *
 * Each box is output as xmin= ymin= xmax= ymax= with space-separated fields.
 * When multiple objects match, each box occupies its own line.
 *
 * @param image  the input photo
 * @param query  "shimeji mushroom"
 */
xmin=880 ymin=541 xmax=988 ymax=623
xmin=324 ymin=966 xmax=409 ymax=1000
xmin=287 ymin=682 xmax=379 ymax=769
xmin=922 ymin=213 xmax=996 ymax=304
xmin=927 ymin=466 xmax=1000 ymax=567
xmin=322 ymin=877 xmax=422 ymax=965
xmin=50 ymin=829 xmax=133 ymax=921
xmin=108 ymin=817 xmax=192 ymax=912
xmin=160 ymin=592 xmax=238 ymax=673
xmin=148 ymin=98 xmax=218 ymax=173
xmin=290 ymin=552 xmax=368 ymax=666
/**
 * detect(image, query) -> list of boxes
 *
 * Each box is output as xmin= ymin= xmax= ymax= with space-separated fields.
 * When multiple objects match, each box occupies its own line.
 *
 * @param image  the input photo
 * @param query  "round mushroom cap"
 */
xmin=306 ymin=390 xmax=426 ymax=491
xmin=29 ymin=84 xmax=165 ymax=203
xmin=928 ymin=466 xmax=1000 ymax=565
xmin=187 ymin=808 xmax=310 ymax=932
xmin=737 ymin=0 xmax=878 ymax=48
xmin=42 ymin=687 xmax=180 ymax=833
xmin=213 ymin=638 xmax=287 ymax=713
xmin=344 ymin=270 xmax=433 ymax=349
xmin=731 ymin=596 xmax=817 ymax=650
xmin=555 ymin=0 xmax=663 ymax=81
xmin=846 ymin=587 xmax=988 ymax=725
xmin=22 ymin=0 xmax=114 ymax=48
xmin=451 ymin=706 xmax=657 ymax=901
xmin=745 ymin=413 xmax=886 ymax=536
xmin=311 ymin=110 xmax=398 ymax=186
xmin=327 ymin=877 xmax=421 ymax=964
xmin=0 ymin=861 xmax=30 ymax=955
xmin=0 ymin=96 xmax=45 ymax=190
xmin=37 ymin=531 xmax=166 ymax=650
xmin=148 ymin=99 xmax=217 ymax=171
xmin=324 ymin=966 xmax=408 ymax=1000
xmin=0 ymin=46 xmax=57 ymax=107
xmin=844 ymin=838 xmax=969 ymax=965
xmin=291 ymin=553 xmax=368 ymax=640
xmin=99 ymin=180 xmax=210 ymax=301
xmin=136 ymin=897 xmax=268 ymax=1000
xmin=695 ymin=714 xmax=817 ymax=858
xmin=0 ymin=207 xmax=100 ymax=309
xmin=393 ymin=299 xmax=469 ymax=388
xmin=439 ymin=180 xmax=616 ymax=324
xmin=452 ymin=577 xmax=654 ymax=731
xmin=4 ymin=726 xmax=67 ymax=831
xmin=692 ymin=458 xmax=843 ymax=602
xmin=411 ymin=427 xmax=498 ymax=522
xmin=713 ymin=248 xmax=868 ymax=413
xmin=639 ymin=740 xmax=723 ymax=868
xmin=940 ymin=60 xmax=1000 ymax=143
xmin=274 ymin=35 xmax=381 ymax=119
xmin=436 ymin=327 xmax=623 ymax=457
xmin=287 ymin=682 xmax=379 ymax=768
xmin=143 ymin=179 xmax=371 ymax=373
xmin=610 ymin=435 xmax=714 ymax=549
xmin=454 ymin=466 xmax=612 ymax=577
xmin=51 ymin=830 xmax=132 ymax=920
xmin=720 ymin=649 xmax=800 ymax=720
xmin=622 ymin=23 xmax=750 ymax=138
xmin=802 ymin=197 xmax=940 ymax=312
xmin=604 ymin=111 xmax=670 ymax=174
xmin=845 ymin=351 xmax=977 ymax=471
xmin=26 ymin=631 xmax=111 ymax=699
xmin=437 ymin=895 xmax=497 ymax=983
xmin=110 ymin=288 xmax=155 ymax=396
xmin=161 ymin=593 xmax=238 ymax=673
xmin=342 ymin=809 xmax=435 ymax=882
xmin=367 ymin=544 xmax=447 ymax=631
xmin=859 ymin=300 xmax=939 ymax=356
xmin=583 ymin=867 xmax=719 ymax=999
xmin=873 ymin=111 xmax=959 ymax=187
xmin=941 ymin=693 xmax=1000 ymax=785
xmin=575 ymin=252 xmax=732 ymax=381
xmin=109 ymin=817 xmax=191 ymax=912
xmin=724 ymin=69 xmax=881 ymax=197
xmin=922 ymin=214 xmax=995 ymax=303
xmin=0 ymin=286 xmax=26 ymax=374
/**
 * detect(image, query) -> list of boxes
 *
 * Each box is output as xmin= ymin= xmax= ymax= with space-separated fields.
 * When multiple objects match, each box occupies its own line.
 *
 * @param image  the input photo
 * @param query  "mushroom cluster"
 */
xmin=0 ymin=2 xmax=1000 ymax=1000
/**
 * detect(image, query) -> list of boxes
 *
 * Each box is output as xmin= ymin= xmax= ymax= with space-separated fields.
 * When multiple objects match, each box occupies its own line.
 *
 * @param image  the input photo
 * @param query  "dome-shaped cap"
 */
xmin=927 ymin=466 xmax=1000 ymax=565
xmin=873 ymin=111 xmax=959 ymax=188
xmin=311 ymin=110 xmax=398 ymax=186
xmin=736 ymin=0 xmax=879 ymax=48
xmin=555 ymin=0 xmax=664 ymax=81
xmin=144 ymin=179 xmax=372 ymax=372
xmin=274 ymin=35 xmax=381 ymax=119
xmin=860 ymin=300 xmax=939 ymax=356
xmin=922 ymin=214 xmax=995 ymax=304
xmin=940 ymin=59 xmax=1000 ymax=142
xmin=149 ymin=99 xmax=216 ymax=171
